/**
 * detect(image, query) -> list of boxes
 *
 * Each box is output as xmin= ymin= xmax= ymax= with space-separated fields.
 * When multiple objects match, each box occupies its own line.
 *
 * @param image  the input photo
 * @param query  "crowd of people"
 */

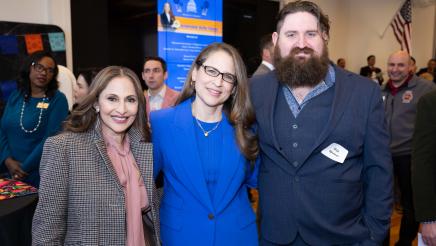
xmin=1 ymin=0 xmax=436 ymax=245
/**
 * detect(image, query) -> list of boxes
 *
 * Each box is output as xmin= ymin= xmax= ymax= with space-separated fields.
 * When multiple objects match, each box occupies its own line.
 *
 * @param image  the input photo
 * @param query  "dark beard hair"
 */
xmin=274 ymin=44 xmax=330 ymax=88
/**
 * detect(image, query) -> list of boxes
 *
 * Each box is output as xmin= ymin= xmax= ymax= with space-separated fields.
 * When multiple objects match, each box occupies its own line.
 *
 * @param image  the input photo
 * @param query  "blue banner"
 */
xmin=157 ymin=0 xmax=223 ymax=90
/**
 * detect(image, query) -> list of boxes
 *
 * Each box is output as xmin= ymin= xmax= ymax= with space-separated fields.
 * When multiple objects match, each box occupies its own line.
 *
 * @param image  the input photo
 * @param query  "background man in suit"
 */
xmin=252 ymin=33 xmax=275 ymax=77
xmin=250 ymin=1 xmax=393 ymax=245
xmin=142 ymin=56 xmax=179 ymax=118
xmin=360 ymin=55 xmax=384 ymax=85
xmin=410 ymin=56 xmax=417 ymax=74
xmin=412 ymin=90 xmax=436 ymax=246
xmin=382 ymin=50 xmax=436 ymax=245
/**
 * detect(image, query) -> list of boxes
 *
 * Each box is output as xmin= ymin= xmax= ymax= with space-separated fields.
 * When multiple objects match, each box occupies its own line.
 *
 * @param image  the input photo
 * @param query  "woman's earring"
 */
xmin=95 ymin=107 xmax=100 ymax=113
xmin=190 ymin=80 xmax=195 ymax=88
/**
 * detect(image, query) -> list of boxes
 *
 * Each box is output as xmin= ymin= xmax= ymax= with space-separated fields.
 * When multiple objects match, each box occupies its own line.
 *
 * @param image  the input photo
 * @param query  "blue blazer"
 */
xmin=250 ymin=66 xmax=393 ymax=245
xmin=150 ymin=99 xmax=258 ymax=246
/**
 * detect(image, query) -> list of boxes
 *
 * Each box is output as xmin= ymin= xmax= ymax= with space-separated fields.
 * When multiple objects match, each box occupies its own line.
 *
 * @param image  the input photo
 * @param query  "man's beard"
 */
xmin=274 ymin=44 xmax=330 ymax=88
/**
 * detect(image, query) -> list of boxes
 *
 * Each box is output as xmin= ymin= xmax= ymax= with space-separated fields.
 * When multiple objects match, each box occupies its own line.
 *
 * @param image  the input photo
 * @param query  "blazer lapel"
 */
xmin=212 ymin=114 xmax=241 ymax=212
xmin=162 ymin=88 xmax=174 ymax=109
xmin=298 ymin=66 xmax=354 ymax=169
xmin=144 ymin=91 xmax=151 ymax=117
xmin=92 ymin=122 xmax=124 ymax=191
xmin=173 ymin=100 xmax=214 ymax=211
xmin=267 ymin=74 xmax=294 ymax=171
xmin=128 ymin=128 xmax=154 ymax=209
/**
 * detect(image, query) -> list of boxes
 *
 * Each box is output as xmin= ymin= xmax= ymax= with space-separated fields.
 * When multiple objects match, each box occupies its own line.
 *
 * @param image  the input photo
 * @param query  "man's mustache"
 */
xmin=289 ymin=47 xmax=314 ymax=56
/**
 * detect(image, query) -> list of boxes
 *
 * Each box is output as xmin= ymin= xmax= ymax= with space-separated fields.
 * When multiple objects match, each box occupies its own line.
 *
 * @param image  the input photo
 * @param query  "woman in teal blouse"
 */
xmin=0 ymin=51 xmax=69 ymax=187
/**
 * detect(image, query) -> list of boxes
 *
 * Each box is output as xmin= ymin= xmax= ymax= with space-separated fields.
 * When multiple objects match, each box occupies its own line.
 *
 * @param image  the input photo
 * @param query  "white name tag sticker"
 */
xmin=321 ymin=143 xmax=348 ymax=164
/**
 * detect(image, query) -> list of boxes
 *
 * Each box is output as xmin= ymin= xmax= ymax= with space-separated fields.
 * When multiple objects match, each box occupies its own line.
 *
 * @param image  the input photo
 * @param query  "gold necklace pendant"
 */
xmin=195 ymin=117 xmax=220 ymax=137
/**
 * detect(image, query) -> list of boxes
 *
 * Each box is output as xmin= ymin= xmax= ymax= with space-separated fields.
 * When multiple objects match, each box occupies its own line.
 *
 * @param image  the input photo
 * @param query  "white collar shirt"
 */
xmin=148 ymin=85 xmax=166 ymax=111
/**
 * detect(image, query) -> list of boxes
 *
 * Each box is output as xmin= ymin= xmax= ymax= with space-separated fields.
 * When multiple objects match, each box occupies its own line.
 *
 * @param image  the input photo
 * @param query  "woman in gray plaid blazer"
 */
xmin=32 ymin=66 xmax=160 ymax=246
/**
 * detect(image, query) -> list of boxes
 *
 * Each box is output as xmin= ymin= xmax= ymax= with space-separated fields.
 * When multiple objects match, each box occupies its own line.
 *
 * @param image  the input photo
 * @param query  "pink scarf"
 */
xmin=103 ymin=133 xmax=149 ymax=246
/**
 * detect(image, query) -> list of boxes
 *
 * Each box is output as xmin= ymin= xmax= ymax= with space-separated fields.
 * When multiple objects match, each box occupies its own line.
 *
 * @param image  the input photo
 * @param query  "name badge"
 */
xmin=36 ymin=102 xmax=49 ymax=109
xmin=321 ymin=143 xmax=348 ymax=164
xmin=402 ymin=90 xmax=413 ymax=103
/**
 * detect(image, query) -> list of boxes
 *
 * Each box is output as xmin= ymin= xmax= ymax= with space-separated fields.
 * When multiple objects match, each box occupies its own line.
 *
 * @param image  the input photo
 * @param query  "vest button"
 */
xmin=208 ymin=213 xmax=214 ymax=220
xmin=292 ymin=124 xmax=298 ymax=129
xmin=292 ymin=161 xmax=299 ymax=166
xmin=292 ymin=142 xmax=298 ymax=148
xmin=295 ymin=176 xmax=299 ymax=182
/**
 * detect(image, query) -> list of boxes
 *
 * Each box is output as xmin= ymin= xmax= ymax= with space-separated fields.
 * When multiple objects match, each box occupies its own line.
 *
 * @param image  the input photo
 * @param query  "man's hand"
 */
xmin=4 ymin=157 xmax=28 ymax=180
xmin=422 ymin=223 xmax=436 ymax=246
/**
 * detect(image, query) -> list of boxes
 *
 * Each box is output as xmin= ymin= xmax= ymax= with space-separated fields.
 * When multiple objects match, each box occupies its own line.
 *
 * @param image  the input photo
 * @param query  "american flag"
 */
xmin=391 ymin=0 xmax=412 ymax=54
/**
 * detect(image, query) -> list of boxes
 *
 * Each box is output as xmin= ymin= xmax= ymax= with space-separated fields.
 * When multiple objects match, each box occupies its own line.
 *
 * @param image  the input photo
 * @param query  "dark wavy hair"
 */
xmin=18 ymin=51 xmax=59 ymax=100
xmin=76 ymin=67 xmax=102 ymax=87
xmin=176 ymin=43 xmax=258 ymax=162
xmin=276 ymin=1 xmax=330 ymax=38
xmin=65 ymin=66 xmax=151 ymax=141
xmin=143 ymin=57 xmax=167 ymax=73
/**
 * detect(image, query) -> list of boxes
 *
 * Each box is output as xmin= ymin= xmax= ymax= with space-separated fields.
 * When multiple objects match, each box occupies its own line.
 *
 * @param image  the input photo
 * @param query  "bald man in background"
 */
xmin=381 ymin=50 xmax=436 ymax=245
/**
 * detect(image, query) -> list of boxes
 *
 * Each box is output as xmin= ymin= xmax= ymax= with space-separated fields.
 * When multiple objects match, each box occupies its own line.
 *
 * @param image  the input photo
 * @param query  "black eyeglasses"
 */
xmin=32 ymin=62 xmax=55 ymax=75
xmin=198 ymin=64 xmax=237 ymax=84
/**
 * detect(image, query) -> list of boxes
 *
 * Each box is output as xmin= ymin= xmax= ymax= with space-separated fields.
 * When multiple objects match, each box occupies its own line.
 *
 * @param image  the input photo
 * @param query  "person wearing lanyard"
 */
xmin=0 ymin=51 xmax=68 ymax=187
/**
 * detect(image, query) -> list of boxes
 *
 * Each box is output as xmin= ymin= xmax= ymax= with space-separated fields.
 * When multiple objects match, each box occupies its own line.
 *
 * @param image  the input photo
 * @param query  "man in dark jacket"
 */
xmin=250 ymin=1 xmax=393 ymax=245
xmin=382 ymin=50 xmax=436 ymax=245
xmin=412 ymin=90 xmax=436 ymax=246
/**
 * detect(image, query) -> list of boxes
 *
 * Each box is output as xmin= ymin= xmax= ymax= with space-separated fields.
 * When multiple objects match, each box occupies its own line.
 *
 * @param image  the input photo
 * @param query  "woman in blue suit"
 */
xmin=150 ymin=43 xmax=259 ymax=245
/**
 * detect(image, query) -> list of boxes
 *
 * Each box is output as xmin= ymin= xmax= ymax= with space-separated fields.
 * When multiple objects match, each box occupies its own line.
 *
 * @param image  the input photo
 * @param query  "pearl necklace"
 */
xmin=20 ymin=96 xmax=47 ymax=133
xmin=195 ymin=117 xmax=221 ymax=137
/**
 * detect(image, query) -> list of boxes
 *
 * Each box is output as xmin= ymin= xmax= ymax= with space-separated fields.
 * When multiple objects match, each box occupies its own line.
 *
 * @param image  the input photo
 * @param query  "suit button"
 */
xmin=208 ymin=213 xmax=214 ymax=220
xmin=292 ymin=161 xmax=299 ymax=167
xmin=292 ymin=142 xmax=298 ymax=148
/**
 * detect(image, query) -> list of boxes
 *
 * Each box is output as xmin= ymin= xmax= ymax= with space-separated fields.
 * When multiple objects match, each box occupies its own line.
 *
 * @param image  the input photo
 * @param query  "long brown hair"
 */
xmin=64 ymin=66 xmax=150 ymax=141
xmin=176 ymin=43 xmax=258 ymax=162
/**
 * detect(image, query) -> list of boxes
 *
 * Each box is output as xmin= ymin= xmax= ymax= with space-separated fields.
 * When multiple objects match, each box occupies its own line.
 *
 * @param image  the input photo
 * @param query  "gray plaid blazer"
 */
xmin=32 ymin=123 xmax=160 ymax=245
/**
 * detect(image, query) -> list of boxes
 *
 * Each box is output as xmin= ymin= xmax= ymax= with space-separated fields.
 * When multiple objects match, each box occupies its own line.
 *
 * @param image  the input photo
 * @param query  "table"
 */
xmin=0 ymin=194 xmax=38 ymax=246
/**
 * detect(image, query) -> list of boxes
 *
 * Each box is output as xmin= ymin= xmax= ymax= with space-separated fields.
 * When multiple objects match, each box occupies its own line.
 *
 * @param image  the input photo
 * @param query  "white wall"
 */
xmin=1 ymin=0 xmax=434 ymax=76
xmin=280 ymin=0 xmax=436 ymax=80
xmin=0 ymin=0 xmax=73 ymax=70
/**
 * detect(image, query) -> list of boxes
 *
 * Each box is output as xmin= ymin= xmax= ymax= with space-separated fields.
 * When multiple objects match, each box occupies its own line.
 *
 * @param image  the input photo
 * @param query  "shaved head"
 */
xmin=387 ymin=50 xmax=412 ymax=86
xmin=388 ymin=50 xmax=410 ymax=64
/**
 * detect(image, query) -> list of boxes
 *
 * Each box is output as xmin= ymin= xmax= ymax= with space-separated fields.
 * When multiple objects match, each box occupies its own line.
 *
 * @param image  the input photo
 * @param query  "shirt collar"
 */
xmin=325 ymin=64 xmax=336 ymax=87
xmin=262 ymin=61 xmax=275 ymax=71
xmin=387 ymin=75 xmax=413 ymax=96
xmin=148 ymin=84 xmax=166 ymax=98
